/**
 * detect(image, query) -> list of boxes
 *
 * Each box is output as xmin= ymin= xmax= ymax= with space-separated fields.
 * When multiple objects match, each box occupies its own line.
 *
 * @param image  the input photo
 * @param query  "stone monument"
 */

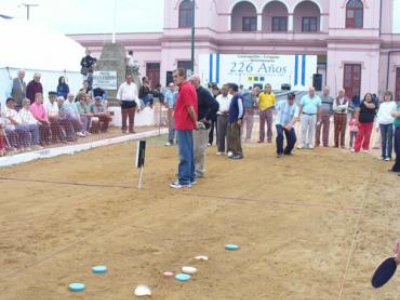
xmin=93 ymin=43 xmax=141 ymax=105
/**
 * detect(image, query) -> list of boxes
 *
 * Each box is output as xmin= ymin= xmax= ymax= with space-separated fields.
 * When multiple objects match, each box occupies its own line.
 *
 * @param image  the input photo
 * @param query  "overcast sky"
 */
xmin=0 ymin=0 xmax=164 ymax=34
xmin=1 ymin=0 xmax=399 ymax=34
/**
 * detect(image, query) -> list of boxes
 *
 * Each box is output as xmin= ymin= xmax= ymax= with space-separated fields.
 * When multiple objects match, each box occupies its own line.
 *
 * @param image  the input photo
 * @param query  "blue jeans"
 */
xmin=392 ymin=127 xmax=400 ymax=172
xmin=20 ymin=124 xmax=40 ymax=146
xmin=176 ymin=130 xmax=195 ymax=185
xmin=276 ymin=125 xmax=297 ymax=155
xmin=168 ymin=128 xmax=176 ymax=144
xmin=380 ymin=124 xmax=393 ymax=159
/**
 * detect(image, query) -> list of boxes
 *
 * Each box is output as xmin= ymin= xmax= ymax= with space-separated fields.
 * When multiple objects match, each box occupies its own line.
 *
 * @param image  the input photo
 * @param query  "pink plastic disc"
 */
xmin=163 ymin=271 xmax=174 ymax=277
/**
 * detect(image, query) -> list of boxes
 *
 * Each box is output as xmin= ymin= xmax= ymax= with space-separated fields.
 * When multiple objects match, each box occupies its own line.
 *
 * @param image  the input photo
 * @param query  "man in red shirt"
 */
xmin=170 ymin=68 xmax=198 ymax=189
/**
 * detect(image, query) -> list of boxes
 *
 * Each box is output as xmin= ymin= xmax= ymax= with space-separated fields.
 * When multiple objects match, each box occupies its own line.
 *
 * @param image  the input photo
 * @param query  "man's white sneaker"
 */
xmin=308 ymin=145 xmax=314 ymax=149
xmin=216 ymin=152 xmax=223 ymax=156
xmin=297 ymin=145 xmax=304 ymax=149
xmin=165 ymin=142 xmax=172 ymax=146
xmin=170 ymin=181 xmax=192 ymax=189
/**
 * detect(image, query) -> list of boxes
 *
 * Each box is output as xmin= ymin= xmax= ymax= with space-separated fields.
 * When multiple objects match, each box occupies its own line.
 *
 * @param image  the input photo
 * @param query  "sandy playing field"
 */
xmin=0 ymin=136 xmax=400 ymax=300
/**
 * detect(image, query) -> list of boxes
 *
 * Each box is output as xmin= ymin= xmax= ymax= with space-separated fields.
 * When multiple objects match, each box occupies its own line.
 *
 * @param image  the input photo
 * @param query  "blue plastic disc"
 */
xmin=68 ymin=282 xmax=86 ymax=292
xmin=225 ymin=244 xmax=240 ymax=251
xmin=92 ymin=265 xmax=108 ymax=274
xmin=175 ymin=273 xmax=191 ymax=282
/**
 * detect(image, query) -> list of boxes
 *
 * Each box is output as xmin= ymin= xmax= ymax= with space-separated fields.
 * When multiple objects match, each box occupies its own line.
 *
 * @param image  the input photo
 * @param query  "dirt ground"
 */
xmin=0 ymin=135 xmax=400 ymax=300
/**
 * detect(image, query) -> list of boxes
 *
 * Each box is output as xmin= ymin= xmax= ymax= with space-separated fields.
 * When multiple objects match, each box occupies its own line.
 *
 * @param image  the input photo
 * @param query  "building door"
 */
xmin=146 ymin=63 xmax=160 ymax=89
xmin=343 ymin=64 xmax=361 ymax=99
xmin=396 ymin=67 xmax=400 ymax=102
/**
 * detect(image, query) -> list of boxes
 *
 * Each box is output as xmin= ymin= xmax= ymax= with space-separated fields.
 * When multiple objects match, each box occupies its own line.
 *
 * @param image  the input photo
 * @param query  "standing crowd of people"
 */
xmin=168 ymin=68 xmax=400 ymax=188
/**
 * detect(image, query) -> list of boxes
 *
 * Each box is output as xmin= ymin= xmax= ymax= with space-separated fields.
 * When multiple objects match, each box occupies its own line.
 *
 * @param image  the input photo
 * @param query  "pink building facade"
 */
xmin=69 ymin=0 xmax=400 ymax=100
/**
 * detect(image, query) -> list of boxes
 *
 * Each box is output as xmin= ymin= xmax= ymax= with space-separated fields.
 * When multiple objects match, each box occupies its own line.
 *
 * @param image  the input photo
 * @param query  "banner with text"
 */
xmin=92 ymin=71 xmax=118 ymax=90
xmin=199 ymin=54 xmax=317 ymax=91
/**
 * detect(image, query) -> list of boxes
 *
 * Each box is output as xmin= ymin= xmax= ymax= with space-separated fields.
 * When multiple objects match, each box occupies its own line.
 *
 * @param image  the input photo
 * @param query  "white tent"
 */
xmin=0 ymin=19 xmax=85 ymax=107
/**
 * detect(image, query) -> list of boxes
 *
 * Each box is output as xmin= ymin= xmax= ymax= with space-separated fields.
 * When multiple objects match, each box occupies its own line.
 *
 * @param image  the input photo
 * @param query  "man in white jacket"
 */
xmin=376 ymin=91 xmax=396 ymax=160
xmin=117 ymin=75 xmax=139 ymax=134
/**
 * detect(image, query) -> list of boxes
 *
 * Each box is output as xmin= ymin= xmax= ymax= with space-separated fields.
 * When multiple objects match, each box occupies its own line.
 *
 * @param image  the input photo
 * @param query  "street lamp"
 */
xmin=112 ymin=0 xmax=117 ymax=43
xmin=190 ymin=0 xmax=196 ymax=73
xmin=21 ymin=3 xmax=39 ymax=20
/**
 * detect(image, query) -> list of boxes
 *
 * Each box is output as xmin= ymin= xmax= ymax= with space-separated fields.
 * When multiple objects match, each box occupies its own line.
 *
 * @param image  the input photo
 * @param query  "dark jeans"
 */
xmin=276 ymin=125 xmax=297 ymax=155
xmin=392 ymin=127 xmax=400 ymax=172
xmin=380 ymin=124 xmax=393 ymax=159
xmin=121 ymin=107 xmax=136 ymax=132
xmin=216 ymin=115 xmax=229 ymax=153
xmin=228 ymin=122 xmax=242 ymax=156
xmin=167 ymin=108 xmax=176 ymax=144
xmin=208 ymin=119 xmax=216 ymax=145
xmin=315 ymin=114 xmax=331 ymax=147
xmin=39 ymin=123 xmax=52 ymax=144
xmin=176 ymin=130 xmax=195 ymax=185
xmin=49 ymin=118 xmax=67 ymax=142
xmin=141 ymin=95 xmax=153 ymax=107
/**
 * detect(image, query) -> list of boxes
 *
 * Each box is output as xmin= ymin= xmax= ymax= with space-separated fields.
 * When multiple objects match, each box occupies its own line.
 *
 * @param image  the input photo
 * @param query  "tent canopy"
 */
xmin=0 ymin=19 xmax=84 ymax=71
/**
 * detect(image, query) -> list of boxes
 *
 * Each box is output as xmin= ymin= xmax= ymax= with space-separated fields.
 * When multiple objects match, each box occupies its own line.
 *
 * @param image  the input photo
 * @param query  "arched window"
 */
xmin=231 ymin=1 xmax=257 ymax=32
xmin=179 ymin=0 xmax=194 ymax=28
xmin=346 ymin=0 xmax=363 ymax=28
xmin=293 ymin=1 xmax=320 ymax=33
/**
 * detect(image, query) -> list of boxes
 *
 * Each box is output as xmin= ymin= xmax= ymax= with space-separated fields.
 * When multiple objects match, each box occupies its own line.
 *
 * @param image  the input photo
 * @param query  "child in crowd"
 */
xmin=349 ymin=111 xmax=358 ymax=150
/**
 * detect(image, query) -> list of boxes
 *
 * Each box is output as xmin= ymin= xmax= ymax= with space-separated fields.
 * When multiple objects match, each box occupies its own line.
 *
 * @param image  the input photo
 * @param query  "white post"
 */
xmin=112 ymin=0 xmax=117 ymax=43
xmin=138 ymin=167 xmax=144 ymax=189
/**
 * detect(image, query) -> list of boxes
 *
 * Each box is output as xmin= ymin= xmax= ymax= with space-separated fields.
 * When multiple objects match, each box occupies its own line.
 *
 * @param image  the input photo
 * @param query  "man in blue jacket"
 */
xmin=227 ymin=83 xmax=244 ymax=160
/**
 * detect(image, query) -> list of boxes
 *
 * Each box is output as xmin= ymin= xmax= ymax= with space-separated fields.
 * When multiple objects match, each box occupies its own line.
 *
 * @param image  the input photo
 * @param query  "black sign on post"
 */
xmin=135 ymin=140 xmax=146 ymax=168
xmin=135 ymin=140 xmax=146 ymax=189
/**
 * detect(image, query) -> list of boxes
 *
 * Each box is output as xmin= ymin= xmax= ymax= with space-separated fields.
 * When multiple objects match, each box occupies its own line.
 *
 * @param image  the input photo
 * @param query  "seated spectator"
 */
xmin=93 ymin=96 xmax=112 ymax=132
xmin=57 ymin=76 xmax=70 ymax=99
xmin=93 ymin=87 xmax=106 ymax=99
xmin=18 ymin=98 xmax=43 ymax=150
xmin=64 ymin=93 xmax=86 ymax=137
xmin=85 ymin=95 xmax=100 ymax=134
xmin=152 ymin=84 xmax=164 ymax=105
xmin=79 ymin=80 xmax=92 ymax=95
xmin=76 ymin=92 xmax=93 ymax=135
xmin=139 ymin=76 xmax=152 ymax=107
xmin=46 ymin=91 xmax=67 ymax=143
xmin=30 ymin=92 xmax=52 ymax=145
xmin=57 ymin=97 xmax=77 ymax=142
xmin=1 ymin=97 xmax=29 ymax=151
xmin=0 ymin=105 xmax=8 ymax=155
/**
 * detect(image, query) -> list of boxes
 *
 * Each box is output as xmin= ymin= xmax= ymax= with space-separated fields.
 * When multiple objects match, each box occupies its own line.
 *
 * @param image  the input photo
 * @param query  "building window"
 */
xmin=179 ymin=0 xmax=194 ymax=28
xmin=177 ymin=60 xmax=192 ymax=71
xmin=242 ymin=16 xmax=257 ymax=32
xmin=302 ymin=17 xmax=318 ymax=32
xmin=346 ymin=0 xmax=363 ymax=29
xmin=396 ymin=67 xmax=400 ymax=102
xmin=272 ymin=17 xmax=288 ymax=32
xmin=343 ymin=64 xmax=362 ymax=99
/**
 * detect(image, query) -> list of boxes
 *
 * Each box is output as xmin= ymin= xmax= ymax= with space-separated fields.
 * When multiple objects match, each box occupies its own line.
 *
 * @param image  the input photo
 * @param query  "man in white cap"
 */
xmin=298 ymin=86 xmax=321 ymax=149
